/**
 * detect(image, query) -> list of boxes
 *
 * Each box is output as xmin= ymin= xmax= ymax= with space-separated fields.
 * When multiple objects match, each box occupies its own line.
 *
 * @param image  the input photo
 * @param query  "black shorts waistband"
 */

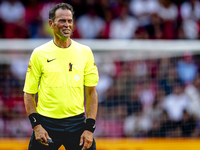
xmin=38 ymin=113 xmax=86 ymax=124
xmin=37 ymin=113 xmax=86 ymax=140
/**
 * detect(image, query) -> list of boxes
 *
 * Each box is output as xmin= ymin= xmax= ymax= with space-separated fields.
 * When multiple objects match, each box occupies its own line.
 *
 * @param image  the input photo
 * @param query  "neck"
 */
xmin=53 ymin=36 xmax=71 ymax=48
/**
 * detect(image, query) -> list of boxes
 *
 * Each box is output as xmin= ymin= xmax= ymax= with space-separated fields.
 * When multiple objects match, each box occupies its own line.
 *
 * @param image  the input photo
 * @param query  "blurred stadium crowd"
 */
xmin=95 ymin=53 xmax=200 ymax=138
xmin=0 ymin=0 xmax=200 ymax=39
xmin=1 ymin=0 xmax=200 ymax=138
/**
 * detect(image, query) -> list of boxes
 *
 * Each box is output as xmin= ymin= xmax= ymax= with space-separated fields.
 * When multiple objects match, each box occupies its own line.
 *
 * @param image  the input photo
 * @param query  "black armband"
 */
xmin=85 ymin=118 xmax=96 ymax=133
xmin=28 ymin=113 xmax=41 ymax=129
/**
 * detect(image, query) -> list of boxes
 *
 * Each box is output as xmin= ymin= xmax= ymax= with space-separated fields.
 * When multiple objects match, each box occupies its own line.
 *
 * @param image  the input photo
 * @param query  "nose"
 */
xmin=64 ymin=22 xmax=72 ymax=29
xmin=64 ymin=22 xmax=69 ymax=28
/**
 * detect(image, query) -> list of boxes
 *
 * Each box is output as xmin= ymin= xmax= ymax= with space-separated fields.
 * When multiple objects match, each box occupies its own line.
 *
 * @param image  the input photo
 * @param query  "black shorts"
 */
xmin=28 ymin=113 xmax=96 ymax=150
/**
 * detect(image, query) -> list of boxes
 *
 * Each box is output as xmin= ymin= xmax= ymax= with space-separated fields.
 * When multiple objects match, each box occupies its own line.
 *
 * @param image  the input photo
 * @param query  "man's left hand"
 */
xmin=79 ymin=130 xmax=93 ymax=150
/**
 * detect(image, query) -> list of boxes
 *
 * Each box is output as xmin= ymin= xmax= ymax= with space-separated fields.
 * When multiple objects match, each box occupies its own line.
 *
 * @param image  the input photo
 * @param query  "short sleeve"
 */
xmin=23 ymin=50 xmax=42 ymax=94
xmin=84 ymin=48 xmax=99 ymax=87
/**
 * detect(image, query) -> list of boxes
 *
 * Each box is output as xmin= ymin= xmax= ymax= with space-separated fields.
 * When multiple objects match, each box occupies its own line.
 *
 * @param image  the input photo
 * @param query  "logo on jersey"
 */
xmin=27 ymin=61 xmax=32 ymax=72
xmin=69 ymin=63 xmax=73 ymax=71
xmin=47 ymin=58 xmax=56 ymax=62
xmin=74 ymin=74 xmax=80 ymax=81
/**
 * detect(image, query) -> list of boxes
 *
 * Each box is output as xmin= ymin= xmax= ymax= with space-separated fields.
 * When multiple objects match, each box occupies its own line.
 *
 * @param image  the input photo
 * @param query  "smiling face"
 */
xmin=49 ymin=8 xmax=73 ymax=40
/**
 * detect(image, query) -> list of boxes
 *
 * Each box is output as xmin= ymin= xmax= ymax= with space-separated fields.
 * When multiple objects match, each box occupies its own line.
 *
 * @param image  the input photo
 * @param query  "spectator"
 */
xmin=101 ymin=79 xmax=127 ymax=109
xmin=185 ymin=75 xmax=200 ymax=119
xmin=0 ymin=0 xmax=25 ymax=24
xmin=146 ymin=89 xmax=165 ymax=121
xmin=76 ymin=6 xmax=105 ymax=38
xmin=24 ymin=0 xmax=41 ymax=38
xmin=135 ymin=27 xmax=150 ymax=39
xmin=0 ymin=64 xmax=19 ymax=101
xmin=124 ymin=107 xmax=152 ymax=137
xmin=158 ymin=0 xmax=178 ymax=39
xmin=99 ymin=8 xmax=113 ymax=39
xmin=180 ymin=0 xmax=200 ymax=39
xmin=180 ymin=0 xmax=200 ymax=21
xmin=102 ymin=104 xmax=126 ymax=137
xmin=177 ymin=52 xmax=198 ymax=84
xmin=163 ymin=83 xmax=190 ymax=122
xmin=10 ymin=53 xmax=29 ymax=83
xmin=95 ymin=0 xmax=111 ymax=19
xmin=129 ymin=0 xmax=160 ymax=27
xmin=126 ymin=88 xmax=142 ymax=116
xmin=180 ymin=110 xmax=197 ymax=137
xmin=159 ymin=64 xmax=182 ymax=95
xmin=158 ymin=0 xmax=178 ymax=21
xmin=157 ymin=110 xmax=179 ymax=137
xmin=96 ymin=64 xmax=114 ymax=103
xmin=0 ymin=0 xmax=28 ymax=38
xmin=182 ymin=19 xmax=199 ymax=39
xmin=147 ymin=119 xmax=162 ymax=137
xmin=158 ymin=57 xmax=171 ymax=78
xmin=109 ymin=4 xmax=138 ymax=39
xmin=133 ymin=60 xmax=148 ymax=79
xmin=139 ymin=80 xmax=156 ymax=113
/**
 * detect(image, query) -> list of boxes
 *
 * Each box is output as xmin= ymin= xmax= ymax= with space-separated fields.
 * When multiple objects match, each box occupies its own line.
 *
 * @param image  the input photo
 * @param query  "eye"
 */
xmin=59 ymin=19 xmax=65 ymax=23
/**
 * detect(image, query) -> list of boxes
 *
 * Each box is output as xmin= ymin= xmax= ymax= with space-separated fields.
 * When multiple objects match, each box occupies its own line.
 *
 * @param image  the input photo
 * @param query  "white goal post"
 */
xmin=1 ymin=39 xmax=200 ymax=51
xmin=0 ymin=39 xmax=200 ymax=64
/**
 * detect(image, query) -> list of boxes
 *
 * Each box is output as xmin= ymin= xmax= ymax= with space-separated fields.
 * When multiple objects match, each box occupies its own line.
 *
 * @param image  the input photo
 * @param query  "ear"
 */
xmin=49 ymin=19 xmax=53 ymax=29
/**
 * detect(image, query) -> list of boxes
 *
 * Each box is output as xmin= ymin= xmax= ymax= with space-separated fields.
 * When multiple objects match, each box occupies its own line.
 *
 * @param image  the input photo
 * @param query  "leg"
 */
xmin=28 ymin=132 xmax=63 ymax=150
xmin=88 ymin=139 xmax=96 ymax=150
xmin=61 ymin=113 xmax=96 ymax=150
xmin=63 ymin=138 xmax=96 ymax=150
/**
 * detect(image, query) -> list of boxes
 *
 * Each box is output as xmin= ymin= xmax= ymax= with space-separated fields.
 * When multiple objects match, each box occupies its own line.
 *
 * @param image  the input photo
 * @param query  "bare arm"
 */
xmin=24 ymin=92 xmax=51 ymax=146
xmin=85 ymin=86 xmax=98 ymax=119
xmin=24 ymin=92 xmax=37 ymax=115
xmin=80 ymin=86 xmax=98 ymax=150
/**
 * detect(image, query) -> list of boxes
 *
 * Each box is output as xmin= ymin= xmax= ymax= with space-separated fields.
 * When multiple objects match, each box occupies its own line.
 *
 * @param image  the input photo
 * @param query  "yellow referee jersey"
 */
xmin=23 ymin=40 xmax=99 ymax=119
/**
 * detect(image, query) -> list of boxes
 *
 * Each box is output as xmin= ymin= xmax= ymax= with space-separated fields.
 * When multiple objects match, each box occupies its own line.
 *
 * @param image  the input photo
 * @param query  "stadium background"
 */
xmin=1 ymin=0 xmax=200 ymax=149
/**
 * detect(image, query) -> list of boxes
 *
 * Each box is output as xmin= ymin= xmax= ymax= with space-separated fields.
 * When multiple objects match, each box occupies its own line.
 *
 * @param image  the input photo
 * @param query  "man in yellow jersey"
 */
xmin=23 ymin=3 xmax=99 ymax=150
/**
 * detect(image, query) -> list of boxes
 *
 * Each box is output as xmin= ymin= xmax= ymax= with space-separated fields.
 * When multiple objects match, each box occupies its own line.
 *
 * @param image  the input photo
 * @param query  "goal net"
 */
xmin=0 ymin=39 xmax=200 ymax=139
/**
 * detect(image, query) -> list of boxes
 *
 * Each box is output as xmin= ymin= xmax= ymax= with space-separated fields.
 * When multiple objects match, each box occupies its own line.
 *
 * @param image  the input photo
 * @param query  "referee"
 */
xmin=23 ymin=3 xmax=99 ymax=150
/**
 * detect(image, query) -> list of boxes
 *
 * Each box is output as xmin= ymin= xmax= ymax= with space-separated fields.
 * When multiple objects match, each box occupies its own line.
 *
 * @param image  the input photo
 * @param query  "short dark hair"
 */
xmin=49 ymin=3 xmax=74 ymax=22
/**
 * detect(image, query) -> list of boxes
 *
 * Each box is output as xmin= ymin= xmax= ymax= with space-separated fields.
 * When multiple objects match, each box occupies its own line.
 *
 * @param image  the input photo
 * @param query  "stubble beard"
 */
xmin=56 ymin=30 xmax=70 ymax=40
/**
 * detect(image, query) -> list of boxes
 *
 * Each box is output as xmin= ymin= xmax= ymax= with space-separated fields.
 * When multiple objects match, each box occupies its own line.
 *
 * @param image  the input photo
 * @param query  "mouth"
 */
xmin=62 ymin=29 xmax=71 ymax=34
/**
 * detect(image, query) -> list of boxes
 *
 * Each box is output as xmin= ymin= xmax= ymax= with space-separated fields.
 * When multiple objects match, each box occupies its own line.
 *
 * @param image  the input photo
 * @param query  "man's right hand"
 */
xmin=33 ymin=124 xmax=52 ymax=146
